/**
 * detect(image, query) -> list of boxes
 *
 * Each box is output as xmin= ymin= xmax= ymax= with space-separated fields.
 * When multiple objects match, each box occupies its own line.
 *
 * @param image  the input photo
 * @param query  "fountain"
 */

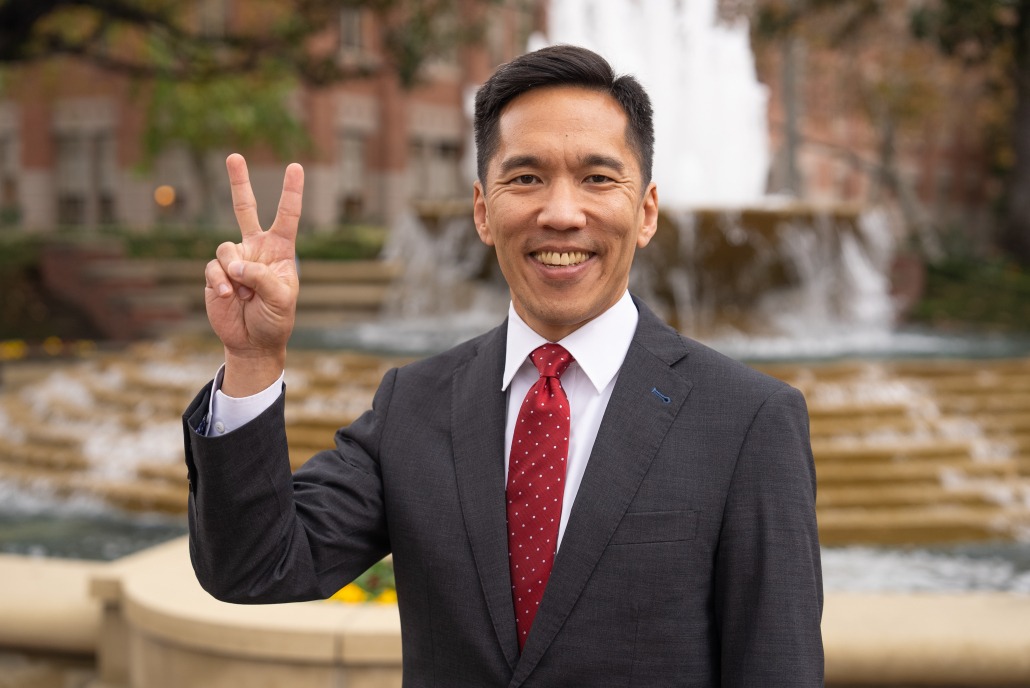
xmin=362 ymin=0 xmax=904 ymax=357
xmin=533 ymin=0 xmax=770 ymax=207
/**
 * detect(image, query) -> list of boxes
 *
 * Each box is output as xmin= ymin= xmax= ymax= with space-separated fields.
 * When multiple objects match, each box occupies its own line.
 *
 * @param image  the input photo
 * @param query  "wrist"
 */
xmin=222 ymin=348 xmax=286 ymax=397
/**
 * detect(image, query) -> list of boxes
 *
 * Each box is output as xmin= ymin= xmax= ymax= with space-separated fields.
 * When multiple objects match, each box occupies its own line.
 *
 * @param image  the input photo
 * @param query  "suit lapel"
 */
xmin=510 ymin=301 xmax=694 ymax=685
xmin=451 ymin=322 xmax=520 ymax=670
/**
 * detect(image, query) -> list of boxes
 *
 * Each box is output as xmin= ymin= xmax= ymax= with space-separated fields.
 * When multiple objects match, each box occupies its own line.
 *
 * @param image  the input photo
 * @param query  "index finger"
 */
xmin=226 ymin=153 xmax=262 ymax=238
xmin=269 ymin=162 xmax=305 ymax=243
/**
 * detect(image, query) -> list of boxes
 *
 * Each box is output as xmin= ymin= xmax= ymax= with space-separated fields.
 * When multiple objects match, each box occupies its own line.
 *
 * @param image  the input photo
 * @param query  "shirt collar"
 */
xmin=502 ymin=291 xmax=638 ymax=394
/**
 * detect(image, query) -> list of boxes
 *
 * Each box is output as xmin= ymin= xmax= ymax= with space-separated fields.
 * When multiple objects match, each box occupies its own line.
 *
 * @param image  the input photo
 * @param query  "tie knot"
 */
xmin=529 ymin=344 xmax=573 ymax=379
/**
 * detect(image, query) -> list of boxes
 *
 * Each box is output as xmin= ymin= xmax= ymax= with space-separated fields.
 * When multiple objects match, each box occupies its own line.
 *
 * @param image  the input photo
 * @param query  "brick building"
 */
xmin=0 ymin=0 xmax=993 ymax=239
xmin=0 ymin=0 xmax=541 ymax=232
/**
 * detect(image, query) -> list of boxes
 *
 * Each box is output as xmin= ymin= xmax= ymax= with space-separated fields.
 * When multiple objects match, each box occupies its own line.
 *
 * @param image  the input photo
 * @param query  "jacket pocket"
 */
xmin=610 ymin=509 xmax=699 ymax=545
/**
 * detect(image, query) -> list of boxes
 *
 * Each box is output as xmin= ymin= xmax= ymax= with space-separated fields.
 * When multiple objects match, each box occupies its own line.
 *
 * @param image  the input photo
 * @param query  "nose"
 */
xmin=537 ymin=179 xmax=587 ymax=231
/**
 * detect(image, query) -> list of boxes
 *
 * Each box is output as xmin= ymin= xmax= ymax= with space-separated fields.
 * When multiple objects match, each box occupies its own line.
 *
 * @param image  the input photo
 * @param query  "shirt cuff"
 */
xmin=205 ymin=364 xmax=285 ymax=436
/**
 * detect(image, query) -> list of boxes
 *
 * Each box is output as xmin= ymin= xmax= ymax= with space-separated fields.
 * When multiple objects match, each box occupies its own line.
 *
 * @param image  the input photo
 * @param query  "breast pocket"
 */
xmin=610 ymin=509 xmax=699 ymax=545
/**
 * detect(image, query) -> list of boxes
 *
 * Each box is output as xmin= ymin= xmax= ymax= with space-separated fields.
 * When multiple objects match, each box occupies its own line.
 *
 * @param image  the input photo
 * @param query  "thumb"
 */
xmin=228 ymin=260 xmax=292 ymax=305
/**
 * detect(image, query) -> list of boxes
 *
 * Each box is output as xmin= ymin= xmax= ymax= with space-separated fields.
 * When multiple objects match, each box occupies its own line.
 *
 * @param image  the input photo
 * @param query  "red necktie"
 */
xmin=507 ymin=343 xmax=574 ymax=651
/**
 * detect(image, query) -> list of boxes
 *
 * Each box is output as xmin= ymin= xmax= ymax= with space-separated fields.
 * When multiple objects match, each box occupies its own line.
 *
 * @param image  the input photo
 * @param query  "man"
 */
xmin=185 ymin=45 xmax=823 ymax=686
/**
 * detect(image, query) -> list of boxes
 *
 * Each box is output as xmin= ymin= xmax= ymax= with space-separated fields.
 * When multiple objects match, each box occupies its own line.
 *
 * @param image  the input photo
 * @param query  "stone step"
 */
xmin=817 ymin=504 xmax=1030 ymax=546
xmin=935 ymin=393 xmax=1030 ymax=414
xmin=0 ymin=439 xmax=91 ymax=471
xmin=297 ymin=260 xmax=402 ymax=284
xmin=816 ymin=482 xmax=1026 ymax=509
xmin=812 ymin=439 xmax=976 ymax=463
xmin=815 ymin=458 xmax=1020 ymax=485
xmin=136 ymin=462 xmax=187 ymax=486
xmin=83 ymin=259 xmax=401 ymax=286
xmin=0 ymin=464 xmax=184 ymax=513
xmin=807 ymin=403 xmax=911 ymax=420
xmin=926 ymin=376 xmax=1030 ymax=395
xmin=809 ymin=416 xmax=918 ymax=437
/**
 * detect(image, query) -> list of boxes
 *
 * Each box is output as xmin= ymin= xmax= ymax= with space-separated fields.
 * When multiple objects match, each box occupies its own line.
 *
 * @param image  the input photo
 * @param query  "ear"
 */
xmin=636 ymin=182 xmax=659 ymax=248
xmin=473 ymin=181 xmax=495 ymax=246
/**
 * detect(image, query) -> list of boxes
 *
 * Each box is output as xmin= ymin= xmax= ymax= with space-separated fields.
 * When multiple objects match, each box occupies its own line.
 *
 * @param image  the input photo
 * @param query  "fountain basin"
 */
xmin=3 ymin=342 xmax=1030 ymax=687
xmin=3 ymin=538 xmax=1030 ymax=687
xmin=637 ymin=204 xmax=894 ymax=336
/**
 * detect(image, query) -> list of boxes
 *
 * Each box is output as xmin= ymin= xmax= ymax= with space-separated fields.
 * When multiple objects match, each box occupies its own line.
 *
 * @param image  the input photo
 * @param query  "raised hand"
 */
xmin=204 ymin=154 xmax=303 ymax=396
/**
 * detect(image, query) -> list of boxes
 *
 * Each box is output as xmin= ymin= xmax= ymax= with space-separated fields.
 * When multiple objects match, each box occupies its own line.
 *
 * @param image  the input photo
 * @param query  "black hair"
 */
xmin=473 ymin=44 xmax=654 ymax=185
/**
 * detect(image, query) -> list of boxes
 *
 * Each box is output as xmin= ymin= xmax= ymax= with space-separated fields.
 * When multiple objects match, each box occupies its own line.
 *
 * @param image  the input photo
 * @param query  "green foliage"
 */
xmin=0 ymin=235 xmax=101 ymax=340
xmin=1 ymin=0 xmax=502 ymax=87
xmin=106 ymin=225 xmax=387 ymax=261
xmin=352 ymin=558 xmax=395 ymax=598
xmin=0 ymin=233 xmax=43 ymax=270
xmin=911 ymin=257 xmax=1030 ymax=331
xmin=296 ymin=225 xmax=386 ymax=260
xmin=141 ymin=68 xmax=308 ymax=172
xmin=910 ymin=0 xmax=1021 ymax=63
xmin=753 ymin=0 xmax=884 ymax=46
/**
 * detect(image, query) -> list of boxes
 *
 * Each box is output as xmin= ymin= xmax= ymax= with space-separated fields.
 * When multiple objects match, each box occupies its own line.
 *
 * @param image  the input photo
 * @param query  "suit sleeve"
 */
xmin=183 ymin=369 xmax=397 ymax=603
xmin=714 ymin=385 xmax=824 ymax=687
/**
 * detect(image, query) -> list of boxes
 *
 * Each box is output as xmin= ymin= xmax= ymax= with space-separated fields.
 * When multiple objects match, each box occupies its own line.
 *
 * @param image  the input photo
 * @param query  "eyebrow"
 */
xmin=497 ymin=155 xmax=542 ymax=177
xmin=496 ymin=153 xmax=627 ymax=176
xmin=582 ymin=154 xmax=626 ymax=174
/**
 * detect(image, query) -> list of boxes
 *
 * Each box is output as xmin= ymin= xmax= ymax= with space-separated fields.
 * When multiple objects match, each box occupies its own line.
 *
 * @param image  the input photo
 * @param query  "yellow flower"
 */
xmin=329 ymin=583 xmax=368 ymax=604
xmin=374 ymin=589 xmax=398 ymax=605
xmin=42 ymin=336 xmax=63 ymax=356
xmin=0 ymin=340 xmax=28 ymax=361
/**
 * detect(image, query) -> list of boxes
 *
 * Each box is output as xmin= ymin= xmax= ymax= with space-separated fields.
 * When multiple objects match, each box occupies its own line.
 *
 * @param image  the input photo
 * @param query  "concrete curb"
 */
xmin=2 ymin=539 xmax=1030 ymax=686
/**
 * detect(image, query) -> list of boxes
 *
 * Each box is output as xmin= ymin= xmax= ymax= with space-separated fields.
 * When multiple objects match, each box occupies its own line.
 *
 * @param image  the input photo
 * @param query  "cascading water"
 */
xmin=371 ymin=0 xmax=907 ymax=358
xmin=534 ymin=0 xmax=770 ymax=207
xmin=533 ymin=0 xmax=903 ymax=357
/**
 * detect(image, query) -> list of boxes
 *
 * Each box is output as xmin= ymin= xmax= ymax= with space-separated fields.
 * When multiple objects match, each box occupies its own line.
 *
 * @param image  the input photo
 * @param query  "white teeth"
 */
xmin=535 ymin=251 xmax=589 ymax=266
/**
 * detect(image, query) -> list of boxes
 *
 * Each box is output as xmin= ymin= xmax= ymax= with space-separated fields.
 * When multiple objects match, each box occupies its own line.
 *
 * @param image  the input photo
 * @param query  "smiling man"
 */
xmin=184 ymin=45 xmax=824 ymax=687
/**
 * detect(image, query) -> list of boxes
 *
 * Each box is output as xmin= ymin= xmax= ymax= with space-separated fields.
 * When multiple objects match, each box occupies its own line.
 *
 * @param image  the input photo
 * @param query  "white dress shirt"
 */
xmin=502 ymin=291 xmax=637 ymax=548
xmin=207 ymin=291 xmax=640 ymax=550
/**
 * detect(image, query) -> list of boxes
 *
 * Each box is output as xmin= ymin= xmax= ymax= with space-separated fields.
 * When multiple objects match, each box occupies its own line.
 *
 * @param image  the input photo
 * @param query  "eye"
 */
xmin=512 ymin=174 xmax=538 ymax=185
xmin=585 ymin=174 xmax=613 ymax=184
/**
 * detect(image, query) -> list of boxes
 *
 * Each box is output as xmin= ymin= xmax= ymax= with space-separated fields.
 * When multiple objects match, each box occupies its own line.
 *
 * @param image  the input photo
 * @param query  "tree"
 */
xmin=912 ymin=0 xmax=1030 ymax=263
xmin=0 ymin=0 xmax=497 ymax=88
xmin=141 ymin=68 xmax=308 ymax=225
xmin=752 ymin=0 xmax=953 ymax=257
xmin=0 ymin=0 xmax=503 ymax=225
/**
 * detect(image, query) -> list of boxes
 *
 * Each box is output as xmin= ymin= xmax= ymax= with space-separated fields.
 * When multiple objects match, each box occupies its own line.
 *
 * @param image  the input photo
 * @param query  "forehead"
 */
xmin=493 ymin=86 xmax=633 ymax=163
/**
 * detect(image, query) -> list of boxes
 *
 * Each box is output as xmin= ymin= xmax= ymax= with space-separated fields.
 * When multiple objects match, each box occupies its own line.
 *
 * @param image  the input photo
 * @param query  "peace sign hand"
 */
xmin=204 ymin=154 xmax=303 ymax=396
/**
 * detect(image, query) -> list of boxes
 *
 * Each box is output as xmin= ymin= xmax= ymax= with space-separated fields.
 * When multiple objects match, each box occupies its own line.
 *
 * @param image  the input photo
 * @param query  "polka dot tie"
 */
xmin=507 ymin=343 xmax=573 ymax=652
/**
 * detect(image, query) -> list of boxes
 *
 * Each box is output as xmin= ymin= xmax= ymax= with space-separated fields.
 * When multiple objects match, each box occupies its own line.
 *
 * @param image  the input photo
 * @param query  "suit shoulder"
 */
xmin=633 ymin=296 xmax=793 ymax=400
xmin=675 ymin=335 xmax=800 ymax=403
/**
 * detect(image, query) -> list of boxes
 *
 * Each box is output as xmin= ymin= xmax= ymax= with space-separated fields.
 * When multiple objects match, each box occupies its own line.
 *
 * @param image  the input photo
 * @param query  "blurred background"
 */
xmin=1 ymin=0 xmax=1030 ymax=686
xmin=1 ymin=0 xmax=1029 ymax=344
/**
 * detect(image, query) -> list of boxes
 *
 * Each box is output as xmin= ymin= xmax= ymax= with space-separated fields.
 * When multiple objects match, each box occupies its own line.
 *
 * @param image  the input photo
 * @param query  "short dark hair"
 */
xmin=473 ymin=44 xmax=654 ymax=186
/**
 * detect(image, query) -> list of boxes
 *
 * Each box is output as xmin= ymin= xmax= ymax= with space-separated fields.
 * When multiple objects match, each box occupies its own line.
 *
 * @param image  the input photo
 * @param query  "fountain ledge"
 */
xmin=1 ymin=539 xmax=1029 ymax=686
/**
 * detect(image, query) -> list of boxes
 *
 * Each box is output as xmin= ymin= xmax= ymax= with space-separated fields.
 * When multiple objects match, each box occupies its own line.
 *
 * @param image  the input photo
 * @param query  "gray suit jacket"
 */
xmin=184 ymin=298 xmax=823 ymax=687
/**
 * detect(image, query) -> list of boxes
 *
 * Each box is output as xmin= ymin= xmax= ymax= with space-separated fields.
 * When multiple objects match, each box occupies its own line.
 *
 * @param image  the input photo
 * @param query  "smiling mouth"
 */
xmin=533 ymin=251 xmax=591 ymax=267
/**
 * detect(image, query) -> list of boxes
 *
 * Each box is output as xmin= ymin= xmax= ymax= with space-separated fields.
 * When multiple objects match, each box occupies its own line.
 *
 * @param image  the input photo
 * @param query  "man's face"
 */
xmin=473 ymin=86 xmax=658 ymax=341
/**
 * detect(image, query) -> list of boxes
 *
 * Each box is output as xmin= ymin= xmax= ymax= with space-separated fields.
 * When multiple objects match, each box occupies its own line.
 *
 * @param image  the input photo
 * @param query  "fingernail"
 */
xmin=238 ymin=286 xmax=253 ymax=300
xmin=230 ymin=261 xmax=244 ymax=278
xmin=217 ymin=284 xmax=230 ymax=296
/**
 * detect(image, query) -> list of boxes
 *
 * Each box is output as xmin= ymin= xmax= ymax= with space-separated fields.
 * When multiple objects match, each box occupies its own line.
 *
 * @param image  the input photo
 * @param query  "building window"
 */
xmin=55 ymin=131 xmax=117 ymax=226
xmin=0 ymin=134 xmax=18 ymax=224
xmin=198 ymin=0 xmax=229 ymax=37
xmin=96 ymin=132 xmax=117 ymax=224
xmin=340 ymin=9 xmax=364 ymax=52
xmin=409 ymin=137 xmax=463 ymax=201
xmin=56 ymin=134 xmax=88 ymax=225
xmin=337 ymin=130 xmax=366 ymax=222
